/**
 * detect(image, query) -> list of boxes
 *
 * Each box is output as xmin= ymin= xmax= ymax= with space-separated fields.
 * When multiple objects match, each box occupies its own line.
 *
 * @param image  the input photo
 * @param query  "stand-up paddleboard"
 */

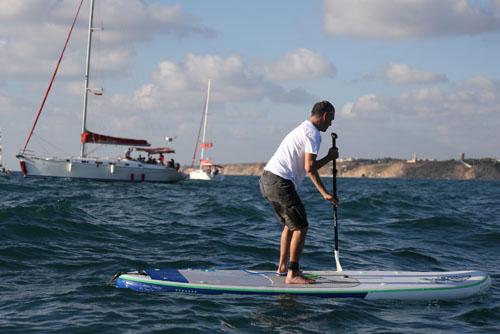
xmin=114 ymin=135 xmax=490 ymax=300
xmin=114 ymin=267 xmax=490 ymax=300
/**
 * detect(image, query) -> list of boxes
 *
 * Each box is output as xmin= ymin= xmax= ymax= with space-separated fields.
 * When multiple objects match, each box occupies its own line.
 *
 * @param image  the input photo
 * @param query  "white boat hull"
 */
xmin=189 ymin=168 xmax=224 ymax=181
xmin=18 ymin=155 xmax=186 ymax=183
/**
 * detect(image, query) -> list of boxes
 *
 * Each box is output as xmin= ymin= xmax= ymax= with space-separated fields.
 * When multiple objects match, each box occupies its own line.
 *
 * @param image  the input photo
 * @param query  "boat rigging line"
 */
xmin=22 ymin=0 xmax=85 ymax=154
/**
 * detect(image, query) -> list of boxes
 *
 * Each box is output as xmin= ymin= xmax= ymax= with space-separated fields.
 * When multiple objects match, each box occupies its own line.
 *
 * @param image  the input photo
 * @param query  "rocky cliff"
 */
xmin=222 ymin=159 xmax=500 ymax=180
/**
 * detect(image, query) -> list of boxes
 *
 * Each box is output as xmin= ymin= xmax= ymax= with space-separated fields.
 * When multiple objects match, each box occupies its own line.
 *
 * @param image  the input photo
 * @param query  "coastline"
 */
xmin=220 ymin=159 xmax=500 ymax=180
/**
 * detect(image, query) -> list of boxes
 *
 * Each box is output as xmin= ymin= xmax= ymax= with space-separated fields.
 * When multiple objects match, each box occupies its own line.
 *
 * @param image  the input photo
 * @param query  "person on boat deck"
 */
xmin=260 ymin=100 xmax=338 ymax=285
xmin=138 ymin=154 xmax=145 ymax=163
xmin=125 ymin=148 xmax=132 ymax=159
xmin=167 ymin=159 xmax=174 ymax=168
xmin=158 ymin=153 xmax=165 ymax=165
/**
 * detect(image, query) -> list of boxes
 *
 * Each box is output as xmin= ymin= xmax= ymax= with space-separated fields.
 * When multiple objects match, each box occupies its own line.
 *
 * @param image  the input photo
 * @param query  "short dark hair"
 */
xmin=311 ymin=100 xmax=334 ymax=118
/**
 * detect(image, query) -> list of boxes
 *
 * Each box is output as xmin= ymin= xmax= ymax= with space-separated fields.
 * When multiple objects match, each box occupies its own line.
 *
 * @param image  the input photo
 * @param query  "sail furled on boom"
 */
xmin=81 ymin=131 xmax=150 ymax=146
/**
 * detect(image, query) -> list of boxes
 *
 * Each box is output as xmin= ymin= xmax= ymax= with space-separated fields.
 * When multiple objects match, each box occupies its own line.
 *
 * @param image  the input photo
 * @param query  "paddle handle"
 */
xmin=332 ymin=133 xmax=338 ymax=198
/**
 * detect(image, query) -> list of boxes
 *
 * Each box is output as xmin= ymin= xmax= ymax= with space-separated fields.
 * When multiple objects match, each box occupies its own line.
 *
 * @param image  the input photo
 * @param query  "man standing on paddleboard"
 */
xmin=260 ymin=100 xmax=338 ymax=284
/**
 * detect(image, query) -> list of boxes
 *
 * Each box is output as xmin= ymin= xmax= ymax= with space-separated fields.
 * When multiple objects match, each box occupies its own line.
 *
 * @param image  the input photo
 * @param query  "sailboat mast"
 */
xmin=200 ymin=80 xmax=211 ymax=162
xmin=80 ymin=0 xmax=95 ymax=158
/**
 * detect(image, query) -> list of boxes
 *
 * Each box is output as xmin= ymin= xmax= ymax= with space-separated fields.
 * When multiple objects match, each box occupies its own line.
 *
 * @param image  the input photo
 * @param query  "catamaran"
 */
xmin=16 ymin=0 xmax=185 ymax=183
xmin=188 ymin=80 xmax=224 ymax=181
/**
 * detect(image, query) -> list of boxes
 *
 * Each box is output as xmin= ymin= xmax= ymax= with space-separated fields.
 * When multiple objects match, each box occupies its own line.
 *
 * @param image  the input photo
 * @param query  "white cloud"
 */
xmin=129 ymin=53 xmax=317 ymax=114
xmin=338 ymin=76 xmax=500 ymax=158
xmin=457 ymin=75 xmax=496 ymax=90
xmin=340 ymin=102 xmax=354 ymax=118
xmin=0 ymin=89 xmax=42 ymax=136
xmin=340 ymin=76 xmax=499 ymax=147
xmin=323 ymin=0 xmax=500 ymax=39
xmin=0 ymin=0 xmax=214 ymax=80
xmin=343 ymin=76 xmax=500 ymax=119
xmin=354 ymin=94 xmax=384 ymax=114
xmin=263 ymin=48 xmax=337 ymax=81
xmin=384 ymin=63 xmax=447 ymax=84
xmin=91 ymin=1 xmax=216 ymax=44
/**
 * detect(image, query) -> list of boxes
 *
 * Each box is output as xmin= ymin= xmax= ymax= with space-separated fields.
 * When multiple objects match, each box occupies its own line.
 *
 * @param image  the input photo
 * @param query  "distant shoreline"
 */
xmin=220 ymin=158 xmax=500 ymax=180
xmin=5 ymin=158 xmax=500 ymax=180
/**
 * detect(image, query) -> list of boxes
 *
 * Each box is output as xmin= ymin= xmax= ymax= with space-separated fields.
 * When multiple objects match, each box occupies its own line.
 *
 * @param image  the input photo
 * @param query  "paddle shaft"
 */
xmin=331 ymin=133 xmax=342 ymax=271
xmin=331 ymin=133 xmax=338 ymax=252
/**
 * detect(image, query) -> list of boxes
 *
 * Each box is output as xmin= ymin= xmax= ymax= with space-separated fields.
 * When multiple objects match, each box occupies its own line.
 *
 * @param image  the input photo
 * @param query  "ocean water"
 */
xmin=0 ymin=173 xmax=498 ymax=333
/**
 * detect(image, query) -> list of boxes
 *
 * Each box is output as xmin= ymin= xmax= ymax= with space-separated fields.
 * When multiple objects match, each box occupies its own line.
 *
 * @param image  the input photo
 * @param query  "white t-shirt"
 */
xmin=264 ymin=120 xmax=321 ymax=189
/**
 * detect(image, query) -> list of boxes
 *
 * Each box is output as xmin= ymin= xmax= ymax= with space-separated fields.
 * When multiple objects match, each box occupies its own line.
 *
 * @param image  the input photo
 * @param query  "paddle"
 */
xmin=331 ymin=133 xmax=343 ymax=271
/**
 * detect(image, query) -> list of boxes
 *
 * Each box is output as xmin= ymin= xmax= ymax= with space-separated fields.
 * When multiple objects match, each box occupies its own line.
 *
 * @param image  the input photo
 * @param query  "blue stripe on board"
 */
xmin=144 ymin=269 xmax=189 ymax=283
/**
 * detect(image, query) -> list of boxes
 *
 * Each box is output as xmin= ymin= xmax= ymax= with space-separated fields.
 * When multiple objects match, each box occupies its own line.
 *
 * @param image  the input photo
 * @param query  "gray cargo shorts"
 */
xmin=259 ymin=170 xmax=308 ymax=231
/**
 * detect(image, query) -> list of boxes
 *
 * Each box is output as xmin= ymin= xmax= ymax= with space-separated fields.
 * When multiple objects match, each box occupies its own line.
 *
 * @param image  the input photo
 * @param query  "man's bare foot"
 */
xmin=285 ymin=271 xmax=315 ymax=284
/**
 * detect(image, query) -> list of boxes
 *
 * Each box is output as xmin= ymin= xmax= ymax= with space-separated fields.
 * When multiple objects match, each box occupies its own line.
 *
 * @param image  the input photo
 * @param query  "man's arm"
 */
xmin=312 ymin=147 xmax=338 ymax=170
xmin=305 ymin=152 xmax=338 ymax=205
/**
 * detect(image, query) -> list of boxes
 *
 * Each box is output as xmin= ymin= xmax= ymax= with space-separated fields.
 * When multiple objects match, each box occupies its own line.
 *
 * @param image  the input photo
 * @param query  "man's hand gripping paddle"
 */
xmin=331 ymin=133 xmax=343 ymax=272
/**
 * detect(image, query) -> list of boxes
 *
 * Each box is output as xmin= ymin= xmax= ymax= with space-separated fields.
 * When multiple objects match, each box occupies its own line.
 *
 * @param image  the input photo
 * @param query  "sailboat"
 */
xmin=16 ymin=0 xmax=185 ymax=183
xmin=188 ymin=80 xmax=224 ymax=181
xmin=0 ymin=128 xmax=11 ymax=176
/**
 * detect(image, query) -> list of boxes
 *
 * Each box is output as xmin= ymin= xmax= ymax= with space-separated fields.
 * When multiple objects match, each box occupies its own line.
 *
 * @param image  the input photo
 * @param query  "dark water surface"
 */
xmin=1 ymin=174 xmax=499 ymax=333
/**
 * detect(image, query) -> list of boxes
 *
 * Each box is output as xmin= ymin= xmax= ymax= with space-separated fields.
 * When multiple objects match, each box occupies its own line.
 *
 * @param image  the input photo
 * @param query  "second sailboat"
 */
xmin=189 ymin=80 xmax=224 ymax=181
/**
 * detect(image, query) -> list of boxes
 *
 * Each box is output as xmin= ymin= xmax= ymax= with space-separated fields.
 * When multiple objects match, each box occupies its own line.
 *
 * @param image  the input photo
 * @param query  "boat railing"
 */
xmin=16 ymin=149 xmax=78 ymax=161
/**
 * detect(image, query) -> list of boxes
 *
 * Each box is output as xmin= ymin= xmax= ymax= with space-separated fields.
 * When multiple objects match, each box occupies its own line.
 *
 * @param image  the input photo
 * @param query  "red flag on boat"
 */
xmin=88 ymin=89 xmax=103 ymax=96
xmin=200 ymin=142 xmax=213 ymax=149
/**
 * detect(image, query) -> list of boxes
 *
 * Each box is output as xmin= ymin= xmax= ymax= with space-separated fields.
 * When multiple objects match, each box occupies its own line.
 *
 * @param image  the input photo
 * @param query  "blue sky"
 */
xmin=1 ymin=0 xmax=500 ymax=171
